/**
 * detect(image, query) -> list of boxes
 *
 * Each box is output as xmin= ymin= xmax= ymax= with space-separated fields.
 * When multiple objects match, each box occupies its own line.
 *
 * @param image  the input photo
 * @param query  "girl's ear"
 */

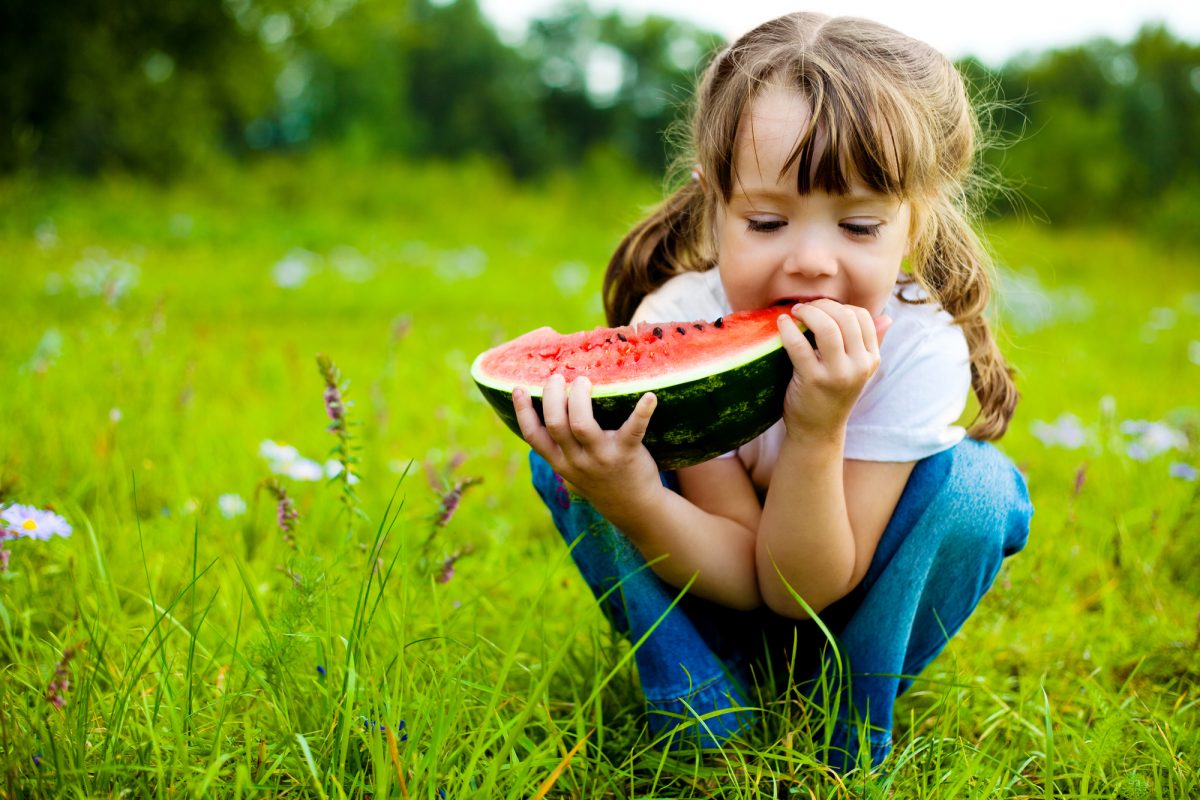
xmin=690 ymin=163 xmax=706 ymax=189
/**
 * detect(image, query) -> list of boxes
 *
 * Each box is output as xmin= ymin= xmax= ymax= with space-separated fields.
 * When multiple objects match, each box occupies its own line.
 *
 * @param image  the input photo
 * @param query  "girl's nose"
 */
xmin=782 ymin=231 xmax=838 ymax=278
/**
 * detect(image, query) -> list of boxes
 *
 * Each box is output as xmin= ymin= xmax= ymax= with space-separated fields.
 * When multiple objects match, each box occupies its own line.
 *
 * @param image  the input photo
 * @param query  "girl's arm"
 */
xmin=672 ymin=442 xmax=913 ymax=618
xmin=755 ymin=300 xmax=907 ymax=617
xmin=513 ymin=376 xmax=763 ymax=609
xmin=757 ymin=441 xmax=913 ymax=617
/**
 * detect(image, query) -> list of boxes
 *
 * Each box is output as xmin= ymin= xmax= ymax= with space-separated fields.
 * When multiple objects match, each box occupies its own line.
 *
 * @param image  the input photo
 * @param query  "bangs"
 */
xmin=781 ymin=79 xmax=911 ymax=197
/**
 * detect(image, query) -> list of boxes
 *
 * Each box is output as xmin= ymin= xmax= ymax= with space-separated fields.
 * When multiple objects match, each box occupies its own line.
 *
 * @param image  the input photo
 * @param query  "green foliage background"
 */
xmin=4 ymin=0 xmax=1200 ymax=242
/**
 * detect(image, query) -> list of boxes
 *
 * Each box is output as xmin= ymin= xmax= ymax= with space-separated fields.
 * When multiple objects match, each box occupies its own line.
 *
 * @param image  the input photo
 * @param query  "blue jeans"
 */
xmin=529 ymin=438 xmax=1032 ymax=771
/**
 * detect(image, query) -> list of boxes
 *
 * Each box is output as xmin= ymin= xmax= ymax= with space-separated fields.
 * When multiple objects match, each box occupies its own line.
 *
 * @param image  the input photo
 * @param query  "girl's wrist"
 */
xmin=580 ymin=471 xmax=662 ymax=510
xmin=783 ymin=421 xmax=847 ymax=451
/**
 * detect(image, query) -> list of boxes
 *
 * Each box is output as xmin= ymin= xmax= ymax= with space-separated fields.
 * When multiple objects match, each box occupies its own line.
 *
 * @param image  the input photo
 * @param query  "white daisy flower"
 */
xmin=217 ymin=494 xmax=247 ymax=519
xmin=0 ymin=504 xmax=72 ymax=541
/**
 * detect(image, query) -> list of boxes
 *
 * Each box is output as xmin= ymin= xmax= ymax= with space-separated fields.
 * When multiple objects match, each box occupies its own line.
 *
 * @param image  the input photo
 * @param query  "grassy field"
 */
xmin=1 ymin=153 xmax=1197 ymax=798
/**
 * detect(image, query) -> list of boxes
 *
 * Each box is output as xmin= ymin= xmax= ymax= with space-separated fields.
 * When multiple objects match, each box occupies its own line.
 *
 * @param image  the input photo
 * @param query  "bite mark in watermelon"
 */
xmin=471 ymin=307 xmax=802 ymax=469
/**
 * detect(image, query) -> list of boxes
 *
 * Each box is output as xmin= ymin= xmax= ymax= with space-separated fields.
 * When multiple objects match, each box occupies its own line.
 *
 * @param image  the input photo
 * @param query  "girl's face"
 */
xmin=715 ymin=84 xmax=911 ymax=316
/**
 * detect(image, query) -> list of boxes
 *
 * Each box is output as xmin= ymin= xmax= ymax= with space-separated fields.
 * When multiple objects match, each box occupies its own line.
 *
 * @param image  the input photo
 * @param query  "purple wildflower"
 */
xmin=323 ymin=384 xmax=344 ymax=424
xmin=435 ymin=478 xmax=482 ymax=528
xmin=260 ymin=479 xmax=299 ymax=548
xmin=1121 ymin=420 xmax=1187 ymax=460
xmin=0 ymin=529 xmax=11 ymax=572
xmin=277 ymin=497 xmax=298 ymax=536
xmin=316 ymin=354 xmax=348 ymax=435
xmin=1073 ymin=464 xmax=1088 ymax=498
xmin=1169 ymin=462 xmax=1198 ymax=481
xmin=437 ymin=552 xmax=461 ymax=584
xmin=436 ymin=546 xmax=474 ymax=584
xmin=1030 ymin=414 xmax=1088 ymax=449
xmin=46 ymin=643 xmax=82 ymax=710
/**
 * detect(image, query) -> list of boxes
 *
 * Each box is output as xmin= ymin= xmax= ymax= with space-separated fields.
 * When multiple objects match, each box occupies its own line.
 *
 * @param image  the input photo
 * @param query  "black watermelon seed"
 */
xmin=652 ymin=327 xmax=663 ymax=339
xmin=675 ymin=326 xmax=686 ymax=335
xmin=617 ymin=333 xmax=627 ymax=342
xmin=693 ymin=323 xmax=705 ymax=330
xmin=714 ymin=317 xmax=724 ymax=328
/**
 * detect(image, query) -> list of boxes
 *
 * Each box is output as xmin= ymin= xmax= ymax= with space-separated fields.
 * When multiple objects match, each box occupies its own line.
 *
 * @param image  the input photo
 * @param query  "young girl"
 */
xmin=512 ymin=12 xmax=1032 ymax=770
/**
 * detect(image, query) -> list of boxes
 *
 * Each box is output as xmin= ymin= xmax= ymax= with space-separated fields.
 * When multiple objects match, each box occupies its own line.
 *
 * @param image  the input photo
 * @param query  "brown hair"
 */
xmin=602 ymin=12 xmax=1017 ymax=439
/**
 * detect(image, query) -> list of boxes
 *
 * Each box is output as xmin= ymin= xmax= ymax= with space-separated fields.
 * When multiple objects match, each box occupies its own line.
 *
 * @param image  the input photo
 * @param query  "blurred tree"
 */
xmin=2 ymin=0 xmax=1197 ymax=245
xmin=0 ymin=0 xmax=279 ymax=175
xmin=974 ymin=24 xmax=1200 ymax=234
xmin=522 ymin=3 xmax=721 ymax=174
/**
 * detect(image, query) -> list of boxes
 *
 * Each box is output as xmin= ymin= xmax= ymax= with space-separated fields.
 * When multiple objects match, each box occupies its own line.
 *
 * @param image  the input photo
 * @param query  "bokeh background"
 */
xmin=2 ymin=1 xmax=1199 ymax=796
xmin=4 ymin=0 xmax=1200 ymax=237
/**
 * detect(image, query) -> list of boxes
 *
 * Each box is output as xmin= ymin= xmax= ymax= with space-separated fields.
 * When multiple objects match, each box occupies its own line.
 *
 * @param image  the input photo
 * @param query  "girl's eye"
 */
xmin=747 ymin=218 xmax=785 ymax=233
xmin=841 ymin=221 xmax=882 ymax=238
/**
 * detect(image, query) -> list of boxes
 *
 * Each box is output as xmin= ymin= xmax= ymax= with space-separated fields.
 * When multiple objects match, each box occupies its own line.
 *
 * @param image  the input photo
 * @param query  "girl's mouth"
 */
xmin=771 ymin=296 xmax=832 ymax=307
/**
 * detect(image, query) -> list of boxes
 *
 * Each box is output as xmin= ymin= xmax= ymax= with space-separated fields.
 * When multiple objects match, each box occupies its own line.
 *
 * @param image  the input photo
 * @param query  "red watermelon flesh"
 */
xmin=473 ymin=307 xmax=786 ymax=396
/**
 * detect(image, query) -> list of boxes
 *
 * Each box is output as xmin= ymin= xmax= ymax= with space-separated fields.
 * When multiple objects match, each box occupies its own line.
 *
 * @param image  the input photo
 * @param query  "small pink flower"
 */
xmin=260 ymin=479 xmax=299 ymax=548
xmin=437 ymin=553 xmax=460 ymax=584
xmin=435 ymin=478 xmax=481 ymax=528
xmin=324 ymin=385 xmax=344 ymax=424
xmin=436 ymin=546 xmax=473 ymax=584
xmin=46 ymin=643 xmax=82 ymax=710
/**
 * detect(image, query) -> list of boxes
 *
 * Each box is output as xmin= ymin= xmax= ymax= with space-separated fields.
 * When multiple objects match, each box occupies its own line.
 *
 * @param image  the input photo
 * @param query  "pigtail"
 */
xmin=602 ymin=178 xmax=712 ymax=326
xmin=909 ymin=199 xmax=1018 ymax=441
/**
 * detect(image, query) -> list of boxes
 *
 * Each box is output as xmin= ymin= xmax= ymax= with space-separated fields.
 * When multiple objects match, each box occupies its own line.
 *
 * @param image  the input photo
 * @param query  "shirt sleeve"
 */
xmin=843 ymin=313 xmax=971 ymax=462
xmin=631 ymin=270 xmax=728 ymax=324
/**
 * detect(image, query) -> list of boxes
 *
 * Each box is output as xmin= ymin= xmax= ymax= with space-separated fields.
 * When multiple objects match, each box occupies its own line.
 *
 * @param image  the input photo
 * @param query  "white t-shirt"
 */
xmin=631 ymin=269 xmax=970 ymax=488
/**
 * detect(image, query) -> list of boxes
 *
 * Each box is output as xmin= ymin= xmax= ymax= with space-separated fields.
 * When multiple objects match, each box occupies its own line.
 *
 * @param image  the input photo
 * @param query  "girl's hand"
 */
xmin=513 ymin=374 xmax=662 ymax=508
xmin=778 ymin=299 xmax=892 ymax=442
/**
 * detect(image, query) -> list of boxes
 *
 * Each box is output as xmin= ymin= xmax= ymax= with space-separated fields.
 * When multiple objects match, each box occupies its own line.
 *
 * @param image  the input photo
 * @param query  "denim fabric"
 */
xmin=529 ymin=438 xmax=1032 ymax=771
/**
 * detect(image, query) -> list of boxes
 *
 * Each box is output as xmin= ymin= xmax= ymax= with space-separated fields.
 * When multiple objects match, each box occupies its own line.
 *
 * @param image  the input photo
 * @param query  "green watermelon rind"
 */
xmin=472 ymin=343 xmax=793 ymax=469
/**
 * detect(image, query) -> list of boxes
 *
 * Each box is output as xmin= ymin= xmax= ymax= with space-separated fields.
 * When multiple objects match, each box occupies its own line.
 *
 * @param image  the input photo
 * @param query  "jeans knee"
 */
xmin=939 ymin=440 xmax=1033 ymax=557
xmin=935 ymin=520 xmax=1007 ymax=578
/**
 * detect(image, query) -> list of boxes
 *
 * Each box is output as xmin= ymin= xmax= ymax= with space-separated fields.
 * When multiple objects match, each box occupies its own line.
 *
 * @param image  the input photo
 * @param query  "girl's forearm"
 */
xmin=588 ymin=486 xmax=762 ymax=610
xmin=756 ymin=431 xmax=858 ymax=617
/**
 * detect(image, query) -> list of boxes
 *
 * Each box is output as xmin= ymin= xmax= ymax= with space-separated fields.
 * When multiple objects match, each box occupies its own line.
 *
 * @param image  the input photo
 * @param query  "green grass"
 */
xmin=1 ymin=152 xmax=1197 ymax=798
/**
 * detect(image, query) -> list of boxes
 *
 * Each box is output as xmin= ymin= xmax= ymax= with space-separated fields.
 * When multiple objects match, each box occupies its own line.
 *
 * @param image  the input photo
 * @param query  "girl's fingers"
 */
xmin=874 ymin=313 xmax=893 ymax=345
xmin=540 ymin=374 xmax=580 ymax=453
xmin=819 ymin=300 xmax=868 ymax=358
xmin=512 ymin=386 xmax=562 ymax=462
xmin=778 ymin=312 xmax=817 ymax=368
xmin=790 ymin=303 xmax=844 ymax=357
xmin=618 ymin=392 xmax=657 ymax=444
xmin=851 ymin=305 xmax=878 ymax=354
xmin=566 ymin=377 xmax=604 ymax=446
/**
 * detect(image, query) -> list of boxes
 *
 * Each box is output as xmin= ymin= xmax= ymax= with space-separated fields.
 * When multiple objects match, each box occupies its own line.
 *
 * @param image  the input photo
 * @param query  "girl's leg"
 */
xmin=529 ymin=452 xmax=757 ymax=747
xmin=528 ymin=438 xmax=1032 ymax=769
xmin=812 ymin=438 xmax=1033 ymax=769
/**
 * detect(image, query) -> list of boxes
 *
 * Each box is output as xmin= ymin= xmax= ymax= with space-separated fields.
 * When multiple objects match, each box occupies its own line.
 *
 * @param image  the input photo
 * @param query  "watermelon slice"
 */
xmin=471 ymin=307 xmax=799 ymax=468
